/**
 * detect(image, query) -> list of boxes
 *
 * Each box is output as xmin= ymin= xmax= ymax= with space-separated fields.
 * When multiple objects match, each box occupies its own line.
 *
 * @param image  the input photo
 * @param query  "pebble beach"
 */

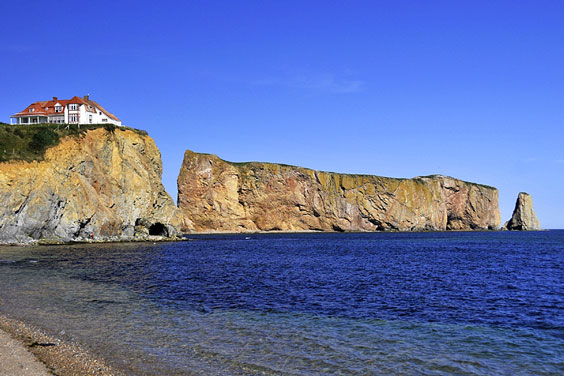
xmin=0 ymin=314 xmax=119 ymax=376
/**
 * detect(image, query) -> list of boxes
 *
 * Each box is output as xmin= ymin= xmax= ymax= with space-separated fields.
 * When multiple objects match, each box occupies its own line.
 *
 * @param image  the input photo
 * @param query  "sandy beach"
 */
xmin=0 ymin=315 xmax=120 ymax=376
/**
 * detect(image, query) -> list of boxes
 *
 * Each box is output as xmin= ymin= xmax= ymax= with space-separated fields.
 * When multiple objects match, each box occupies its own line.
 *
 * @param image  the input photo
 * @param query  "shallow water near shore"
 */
xmin=0 ymin=231 xmax=563 ymax=375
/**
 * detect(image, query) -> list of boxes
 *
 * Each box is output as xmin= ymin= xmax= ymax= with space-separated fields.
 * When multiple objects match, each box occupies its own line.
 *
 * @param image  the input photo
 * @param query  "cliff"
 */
xmin=0 ymin=127 xmax=184 ymax=244
xmin=503 ymin=192 xmax=541 ymax=231
xmin=177 ymin=150 xmax=501 ymax=233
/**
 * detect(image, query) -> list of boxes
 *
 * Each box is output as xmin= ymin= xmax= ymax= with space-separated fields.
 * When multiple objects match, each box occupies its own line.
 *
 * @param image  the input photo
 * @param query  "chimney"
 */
xmin=84 ymin=94 xmax=89 ymax=101
xmin=53 ymin=96 xmax=58 ymax=101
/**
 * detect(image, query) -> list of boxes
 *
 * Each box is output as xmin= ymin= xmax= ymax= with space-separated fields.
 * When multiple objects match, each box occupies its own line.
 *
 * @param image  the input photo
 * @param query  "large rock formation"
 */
xmin=503 ymin=192 xmax=541 ymax=231
xmin=0 ymin=128 xmax=184 ymax=244
xmin=177 ymin=150 xmax=501 ymax=233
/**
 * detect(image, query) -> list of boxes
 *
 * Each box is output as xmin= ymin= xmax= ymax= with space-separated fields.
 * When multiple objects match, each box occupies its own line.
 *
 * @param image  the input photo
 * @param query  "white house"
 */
xmin=10 ymin=95 xmax=122 ymax=126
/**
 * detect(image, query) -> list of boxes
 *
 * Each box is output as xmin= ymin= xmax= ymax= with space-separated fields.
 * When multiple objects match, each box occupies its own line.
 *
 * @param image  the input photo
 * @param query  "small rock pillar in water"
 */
xmin=503 ymin=192 xmax=541 ymax=231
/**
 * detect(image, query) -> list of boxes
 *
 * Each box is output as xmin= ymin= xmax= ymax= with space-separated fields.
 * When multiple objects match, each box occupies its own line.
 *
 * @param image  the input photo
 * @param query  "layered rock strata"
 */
xmin=0 ymin=128 xmax=184 ymax=244
xmin=503 ymin=192 xmax=541 ymax=231
xmin=178 ymin=150 xmax=501 ymax=233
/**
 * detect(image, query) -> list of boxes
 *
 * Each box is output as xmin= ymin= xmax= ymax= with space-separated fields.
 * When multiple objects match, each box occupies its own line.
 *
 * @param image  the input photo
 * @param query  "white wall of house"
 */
xmin=58 ymin=103 xmax=122 ymax=126
xmin=67 ymin=104 xmax=80 ymax=124
xmin=77 ymin=104 xmax=121 ymax=125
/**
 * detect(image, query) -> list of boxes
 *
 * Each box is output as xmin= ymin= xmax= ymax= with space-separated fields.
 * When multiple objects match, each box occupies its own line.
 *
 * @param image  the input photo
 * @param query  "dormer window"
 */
xmin=68 ymin=104 xmax=78 ymax=110
xmin=55 ymin=105 xmax=62 ymax=113
xmin=29 ymin=108 xmax=35 ymax=113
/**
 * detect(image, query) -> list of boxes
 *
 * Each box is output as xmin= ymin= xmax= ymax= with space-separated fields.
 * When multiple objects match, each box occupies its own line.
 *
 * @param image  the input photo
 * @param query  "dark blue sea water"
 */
xmin=0 ymin=231 xmax=563 ymax=375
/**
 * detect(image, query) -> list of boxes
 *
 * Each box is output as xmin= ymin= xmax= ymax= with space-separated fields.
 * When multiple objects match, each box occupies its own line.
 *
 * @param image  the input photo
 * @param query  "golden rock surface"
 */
xmin=178 ymin=150 xmax=501 ymax=233
xmin=0 ymin=128 xmax=183 ymax=243
xmin=503 ymin=192 xmax=541 ymax=231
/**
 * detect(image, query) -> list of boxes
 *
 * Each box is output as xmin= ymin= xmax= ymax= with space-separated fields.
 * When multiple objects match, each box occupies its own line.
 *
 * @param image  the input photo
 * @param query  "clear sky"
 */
xmin=1 ymin=1 xmax=563 ymax=228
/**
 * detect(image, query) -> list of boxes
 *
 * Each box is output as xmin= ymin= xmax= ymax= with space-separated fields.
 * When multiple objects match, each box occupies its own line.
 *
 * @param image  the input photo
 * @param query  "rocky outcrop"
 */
xmin=177 ymin=150 xmax=501 ymax=233
xmin=503 ymin=192 xmax=541 ymax=231
xmin=0 ymin=128 xmax=184 ymax=244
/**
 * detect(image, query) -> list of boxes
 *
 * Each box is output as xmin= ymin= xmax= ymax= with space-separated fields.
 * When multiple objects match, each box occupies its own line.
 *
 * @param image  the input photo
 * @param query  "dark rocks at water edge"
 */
xmin=503 ymin=192 xmax=541 ymax=231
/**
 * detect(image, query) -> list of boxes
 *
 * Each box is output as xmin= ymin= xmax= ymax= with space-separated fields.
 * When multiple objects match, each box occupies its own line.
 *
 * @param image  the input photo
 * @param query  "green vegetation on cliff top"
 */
xmin=415 ymin=174 xmax=496 ymax=190
xmin=0 ymin=123 xmax=147 ymax=162
xmin=194 ymin=152 xmax=496 ymax=190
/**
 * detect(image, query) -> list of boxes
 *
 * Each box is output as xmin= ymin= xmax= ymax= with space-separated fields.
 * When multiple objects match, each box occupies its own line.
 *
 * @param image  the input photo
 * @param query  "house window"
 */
xmin=89 ymin=115 xmax=93 ymax=124
xmin=69 ymin=104 xmax=78 ymax=110
xmin=69 ymin=114 xmax=78 ymax=123
xmin=55 ymin=106 xmax=62 ymax=113
xmin=50 ymin=116 xmax=64 ymax=124
xmin=102 ymin=119 xmax=108 ymax=122
xmin=29 ymin=108 xmax=35 ymax=112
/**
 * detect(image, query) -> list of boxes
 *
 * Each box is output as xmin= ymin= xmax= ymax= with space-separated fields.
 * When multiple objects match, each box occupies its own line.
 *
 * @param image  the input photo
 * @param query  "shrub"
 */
xmin=104 ymin=123 xmax=117 ymax=133
xmin=0 ymin=123 xmax=147 ymax=162
xmin=29 ymin=128 xmax=59 ymax=151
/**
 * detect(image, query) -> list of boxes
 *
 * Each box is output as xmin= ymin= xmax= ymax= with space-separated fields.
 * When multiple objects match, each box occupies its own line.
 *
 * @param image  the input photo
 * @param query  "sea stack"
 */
xmin=177 ymin=150 xmax=501 ymax=233
xmin=503 ymin=192 xmax=541 ymax=231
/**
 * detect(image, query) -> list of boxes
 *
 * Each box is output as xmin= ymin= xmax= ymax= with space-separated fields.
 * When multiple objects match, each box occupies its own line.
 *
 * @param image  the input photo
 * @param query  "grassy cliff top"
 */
xmin=0 ymin=123 xmax=147 ymax=162
xmin=190 ymin=151 xmax=497 ymax=190
xmin=414 ymin=174 xmax=497 ymax=190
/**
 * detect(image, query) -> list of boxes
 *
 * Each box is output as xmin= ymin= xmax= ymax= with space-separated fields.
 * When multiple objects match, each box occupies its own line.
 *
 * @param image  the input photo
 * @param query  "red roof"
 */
xmin=11 ymin=96 xmax=121 ymax=121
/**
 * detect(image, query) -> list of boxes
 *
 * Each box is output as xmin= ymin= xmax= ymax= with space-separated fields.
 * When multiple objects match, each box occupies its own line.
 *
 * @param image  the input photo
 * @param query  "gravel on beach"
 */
xmin=0 ymin=328 xmax=50 ymax=376
xmin=0 ymin=315 xmax=121 ymax=376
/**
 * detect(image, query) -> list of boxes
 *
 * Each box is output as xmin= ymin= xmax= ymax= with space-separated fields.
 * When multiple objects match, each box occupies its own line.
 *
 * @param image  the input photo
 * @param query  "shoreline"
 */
xmin=0 ymin=327 xmax=50 ymax=376
xmin=1 ymin=228 xmax=552 ymax=247
xmin=0 ymin=313 xmax=121 ymax=376
xmin=0 ymin=232 xmax=561 ymax=375
xmin=183 ymin=228 xmax=515 ymax=235
xmin=0 ymin=236 xmax=187 ymax=247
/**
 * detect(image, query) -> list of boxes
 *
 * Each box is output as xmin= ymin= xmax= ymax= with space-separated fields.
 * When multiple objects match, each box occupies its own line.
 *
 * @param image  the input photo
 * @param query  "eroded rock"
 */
xmin=177 ymin=150 xmax=501 ymax=233
xmin=503 ymin=192 xmax=541 ymax=231
xmin=0 ymin=128 xmax=185 ymax=244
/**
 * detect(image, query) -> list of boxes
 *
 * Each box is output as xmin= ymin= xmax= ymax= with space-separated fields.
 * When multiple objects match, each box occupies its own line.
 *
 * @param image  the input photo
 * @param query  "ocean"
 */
xmin=0 ymin=231 xmax=563 ymax=375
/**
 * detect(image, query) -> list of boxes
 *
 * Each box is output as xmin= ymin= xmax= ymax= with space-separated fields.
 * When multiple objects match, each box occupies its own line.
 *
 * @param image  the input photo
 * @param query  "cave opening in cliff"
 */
xmin=149 ymin=223 xmax=167 ymax=236
xmin=331 ymin=224 xmax=345 ymax=232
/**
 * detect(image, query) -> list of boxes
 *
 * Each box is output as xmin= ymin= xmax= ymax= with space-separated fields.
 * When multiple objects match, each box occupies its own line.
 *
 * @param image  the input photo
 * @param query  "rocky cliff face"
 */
xmin=0 ymin=128 xmax=184 ymax=244
xmin=178 ymin=150 xmax=501 ymax=233
xmin=503 ymin=192 xmax=541 ymax=231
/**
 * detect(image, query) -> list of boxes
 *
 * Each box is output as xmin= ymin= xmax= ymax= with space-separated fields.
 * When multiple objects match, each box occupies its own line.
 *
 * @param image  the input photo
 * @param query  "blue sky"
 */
xmin=1 ymin=1 xmax=563 ymax=228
